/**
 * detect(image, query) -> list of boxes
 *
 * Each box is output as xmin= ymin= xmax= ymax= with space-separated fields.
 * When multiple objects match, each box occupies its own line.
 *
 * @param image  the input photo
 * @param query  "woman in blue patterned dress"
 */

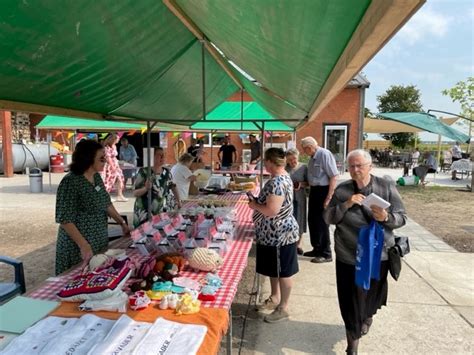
xmin=248 ymin=148 xmax=299 ymax=323
xmin=55 ymin=139 xmax=131 ymax=275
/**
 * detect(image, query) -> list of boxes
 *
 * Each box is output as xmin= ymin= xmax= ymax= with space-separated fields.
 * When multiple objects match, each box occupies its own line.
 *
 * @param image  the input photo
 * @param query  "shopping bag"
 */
xmin=355 ymin=220 xmax=384 ymax=290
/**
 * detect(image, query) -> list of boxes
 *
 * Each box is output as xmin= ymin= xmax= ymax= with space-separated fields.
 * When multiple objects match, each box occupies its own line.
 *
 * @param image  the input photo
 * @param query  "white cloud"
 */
xmin=396 ymin=7 xmax=452 ymax=45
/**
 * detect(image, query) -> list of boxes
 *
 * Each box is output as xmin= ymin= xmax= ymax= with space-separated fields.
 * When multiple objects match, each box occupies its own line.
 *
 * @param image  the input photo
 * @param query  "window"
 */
xmin=192 ymin=133 xmax=227 ymax=147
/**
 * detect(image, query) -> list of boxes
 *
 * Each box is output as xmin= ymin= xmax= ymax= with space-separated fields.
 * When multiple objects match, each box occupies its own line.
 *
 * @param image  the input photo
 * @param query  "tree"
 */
xmin=442 ymin=77 xmax=474 ymax=192
xmin=377 ymin=85 xmax=423 ymax=148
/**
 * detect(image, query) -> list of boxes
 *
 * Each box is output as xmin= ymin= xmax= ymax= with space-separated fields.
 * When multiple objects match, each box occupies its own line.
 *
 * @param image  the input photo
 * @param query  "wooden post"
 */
xmin=1 ymin=111 xmax=14 ymax=177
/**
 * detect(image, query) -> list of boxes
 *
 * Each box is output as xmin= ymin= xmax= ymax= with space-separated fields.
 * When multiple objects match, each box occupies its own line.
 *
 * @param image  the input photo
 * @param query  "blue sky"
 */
xmin=362 ymin=0 xmax=473 ymax=141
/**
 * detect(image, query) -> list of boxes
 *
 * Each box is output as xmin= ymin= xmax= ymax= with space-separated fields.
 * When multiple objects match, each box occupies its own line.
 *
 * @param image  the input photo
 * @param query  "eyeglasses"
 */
xmin=348 ymin=163 xmax=371 ymax=170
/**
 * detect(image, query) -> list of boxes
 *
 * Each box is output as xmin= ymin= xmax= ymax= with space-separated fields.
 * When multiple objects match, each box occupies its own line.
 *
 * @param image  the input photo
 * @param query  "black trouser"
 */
xmin=308 ymin=185 xmax=332 ymax=258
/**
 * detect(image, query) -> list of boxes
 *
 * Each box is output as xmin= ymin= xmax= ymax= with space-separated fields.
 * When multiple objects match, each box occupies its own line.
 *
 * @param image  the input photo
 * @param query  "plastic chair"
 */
xmin=0 ymin=256 xmax=26 ymax=303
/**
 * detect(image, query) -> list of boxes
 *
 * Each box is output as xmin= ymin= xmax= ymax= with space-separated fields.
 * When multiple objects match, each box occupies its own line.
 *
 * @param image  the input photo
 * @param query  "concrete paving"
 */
xmin=1 ymin=170 xmax=473 ymax=354
xmin=247 ymin=169 xmax=473 ymax=355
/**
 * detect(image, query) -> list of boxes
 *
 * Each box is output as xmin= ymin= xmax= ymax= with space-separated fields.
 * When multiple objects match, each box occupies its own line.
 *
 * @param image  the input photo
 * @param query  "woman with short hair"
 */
xmin=324 ymin=149 xmax=407 ymax=354
xmin=55 ymin=139 xmax=130 ymax=275
xmin=285 ymin=148 xmax=308 ymax=255
xmin=248 ymin=147 xmax=299 ymax=323
xmin=133 ymin=147 xmax=181 ymax=228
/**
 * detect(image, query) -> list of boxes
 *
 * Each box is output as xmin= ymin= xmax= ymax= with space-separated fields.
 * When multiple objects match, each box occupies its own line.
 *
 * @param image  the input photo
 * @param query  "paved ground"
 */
xmin=1 ymin=169 xmax=473 ymax=354
xmin=244 ymin=168 xmax=473 ymax=354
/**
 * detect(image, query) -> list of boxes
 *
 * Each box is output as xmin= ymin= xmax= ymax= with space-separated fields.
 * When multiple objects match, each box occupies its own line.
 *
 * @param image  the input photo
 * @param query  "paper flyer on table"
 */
xmin=361 ymin=193 xmax=391 ymax=209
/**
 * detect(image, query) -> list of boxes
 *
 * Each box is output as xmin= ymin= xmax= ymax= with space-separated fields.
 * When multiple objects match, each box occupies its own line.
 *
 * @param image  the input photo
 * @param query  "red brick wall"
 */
xmin=296 ymin=88 xmax=362 ymax=152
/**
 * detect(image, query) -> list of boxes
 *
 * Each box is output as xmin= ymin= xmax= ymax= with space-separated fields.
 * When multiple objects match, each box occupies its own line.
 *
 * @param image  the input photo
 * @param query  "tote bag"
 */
xmin=355 ymin=220 xmax=384 ymax=290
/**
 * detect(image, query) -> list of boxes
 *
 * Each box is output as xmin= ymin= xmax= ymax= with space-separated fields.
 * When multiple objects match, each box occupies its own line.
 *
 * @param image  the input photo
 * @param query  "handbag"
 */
xmin=388 ymin=236 xmax=410 ymax=281
xmin=355 ymin=220 xmax=384 ymax=290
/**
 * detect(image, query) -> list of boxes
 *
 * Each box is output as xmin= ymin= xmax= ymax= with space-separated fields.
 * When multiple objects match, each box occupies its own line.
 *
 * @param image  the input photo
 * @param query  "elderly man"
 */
xmin=301 ymin=137 xmax=339 ymax=263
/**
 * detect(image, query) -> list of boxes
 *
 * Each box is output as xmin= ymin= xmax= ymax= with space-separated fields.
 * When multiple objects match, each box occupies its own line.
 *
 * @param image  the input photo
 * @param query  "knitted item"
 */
xmin=58 ymin=259 xmax=132 ymax=302
xmin=173 ymin=277 xmax=201 ymax=291
xmin=198 ymin=293 xmax=216 ymax=302
xmin=188 ymin=248 xmax=223 ymax=272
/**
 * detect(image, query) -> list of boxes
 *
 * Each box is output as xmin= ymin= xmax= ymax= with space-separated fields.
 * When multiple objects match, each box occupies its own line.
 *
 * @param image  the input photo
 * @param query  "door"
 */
xmin=324 ymin=125 xmax=348 ymax=173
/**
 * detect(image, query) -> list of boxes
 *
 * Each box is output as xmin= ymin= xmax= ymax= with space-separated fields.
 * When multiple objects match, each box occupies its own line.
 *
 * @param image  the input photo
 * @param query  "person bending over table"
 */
xmin=55 ymin=139 xmax=131 ymax=275
xmin=285 ymin=148 xmax=308 ymax=256
xmin=132 ymin=147 xmax=181 ymax=228
xmin=324 ymin=149 xmax=407 ymax=354
xmin=171 ymin=153 xmax=197 ymax=200
xmin=412 ymin=151 xmax=438 ymax=185
xmin=248 ymin=147 xmax=299 ymax=323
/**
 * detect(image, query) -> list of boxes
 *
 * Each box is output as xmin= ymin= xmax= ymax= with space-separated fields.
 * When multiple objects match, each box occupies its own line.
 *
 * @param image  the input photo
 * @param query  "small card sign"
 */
xmin=130 ymin=228 xmax=143 ymax=241
xmin=163 ymin=223 xmax=177 ymax=236
xmin=159 ymin=212 xmax=170 ymax=221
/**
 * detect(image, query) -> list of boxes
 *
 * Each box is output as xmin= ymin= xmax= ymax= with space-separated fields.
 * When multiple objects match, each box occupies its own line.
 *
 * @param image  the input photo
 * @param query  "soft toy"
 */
xmin=129 ymin=271 xmax=161 ymax=293
xmin=154 ymin=252 xmax=186 ymax=275
xmin=175 ymin=293 xmax=201 ymax=315
xmin=188 ymin=248 xmax=223 ymax=272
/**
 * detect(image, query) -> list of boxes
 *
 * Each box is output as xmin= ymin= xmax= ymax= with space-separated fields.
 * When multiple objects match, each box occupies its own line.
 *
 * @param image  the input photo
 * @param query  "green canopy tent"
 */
xmin=0 ymin=1 xmax=424 ymax=130
xmin=376 ymin=112 xmax=471 ymax=170
xmin=36 ymin=115 xmax=187 ymax=132
xmin=376 ymin=112 xmax=470 ymax=143
xmin=191 ymin=101 xmax=294 ymax=132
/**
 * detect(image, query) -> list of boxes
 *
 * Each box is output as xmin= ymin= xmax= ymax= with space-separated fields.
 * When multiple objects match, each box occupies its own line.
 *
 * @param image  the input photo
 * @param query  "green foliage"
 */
xmin=377 ymin=85 xmax=423 ymax=148
xmin=364 ymin=107 xmax=375 ymax=118
xmin=441 ymin=77 xmax=474 ymax=118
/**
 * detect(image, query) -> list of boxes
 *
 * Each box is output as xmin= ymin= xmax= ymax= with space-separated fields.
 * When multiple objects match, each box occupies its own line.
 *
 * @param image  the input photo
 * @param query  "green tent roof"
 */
xmin=191 ymin=101 xmax=294 ymax=131
xmin=0 ymin=1 xmax=424 ymax=128
xmin=36 ymin=115 xmax=183 ymax=132
xmin=377 ymin=112 xmax=471 ymax=143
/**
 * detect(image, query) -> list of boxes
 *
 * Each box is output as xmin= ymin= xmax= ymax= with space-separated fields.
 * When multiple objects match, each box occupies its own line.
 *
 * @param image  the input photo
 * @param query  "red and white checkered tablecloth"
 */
xmin=28 ymin=195 xmax=254 ymax=310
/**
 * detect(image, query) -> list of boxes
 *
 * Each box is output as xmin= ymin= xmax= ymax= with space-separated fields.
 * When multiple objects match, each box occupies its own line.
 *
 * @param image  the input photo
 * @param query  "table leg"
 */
xmin=227 ymin=309 xmax=233 ymax=355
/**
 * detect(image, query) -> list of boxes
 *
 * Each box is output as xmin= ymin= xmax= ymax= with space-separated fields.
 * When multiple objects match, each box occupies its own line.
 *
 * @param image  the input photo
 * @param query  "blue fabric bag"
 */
xmin=355 ymin=220 xmax=384 ymax=290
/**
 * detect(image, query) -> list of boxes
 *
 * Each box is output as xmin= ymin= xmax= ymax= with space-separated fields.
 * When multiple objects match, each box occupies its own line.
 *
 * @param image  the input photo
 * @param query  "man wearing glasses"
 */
xmin=300 ymin=137 xmax=339 ymax=263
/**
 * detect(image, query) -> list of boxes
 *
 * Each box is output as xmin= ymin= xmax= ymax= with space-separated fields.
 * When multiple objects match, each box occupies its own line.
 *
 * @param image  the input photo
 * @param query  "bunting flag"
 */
xmin=87 ymin=133 xmax=95 ymax=139
xmin=141 ymin=128 xmax=147 ymax=134
xmin=182 ymin=132 xmax=192 ymax=139
xmin=76 ymin=133 xmax=84 ymax=140
xmin=128 ymin=130 xmax=136 ymax=135
xmin=239 ymin=133 xmax=247 ymax=139
xmin=172 ymin=132 xmax=180 ymax=137
xmin=197 ymin=133 xmax=205 ymax=139
xmin=67 ymin=132 xmax=74 ymax=139
xmin=54 ymin=131 xmax=62 ymax=137
xmin=99 ymin=133 xmax=108 ymax=139
xmin=117 ymin=131 xmax=124 ymax=139
xmin=264 ymin=131 xmax=271 ymax=138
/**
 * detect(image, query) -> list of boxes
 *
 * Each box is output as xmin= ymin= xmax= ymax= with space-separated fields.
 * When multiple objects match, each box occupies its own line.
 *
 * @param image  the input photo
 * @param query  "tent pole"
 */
xmin=47 ymin=131 xmax=52 ymax=192
xmin=210 ymin=130 xmax=214 ymax=173
xmin=240 ymin=89 xmax=244 ymax=131
xmin=260 ymin=122 xmax=265 ymax=191
xmin=201 ymin=40 xmax=206 ymax=121
xmin=436 ymin=134 xmax=442 ymax=172
xmin=414 ymin=133 xmax=418 ymax=149
xmin=146 ymin=121 xmax=152 ymax=221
